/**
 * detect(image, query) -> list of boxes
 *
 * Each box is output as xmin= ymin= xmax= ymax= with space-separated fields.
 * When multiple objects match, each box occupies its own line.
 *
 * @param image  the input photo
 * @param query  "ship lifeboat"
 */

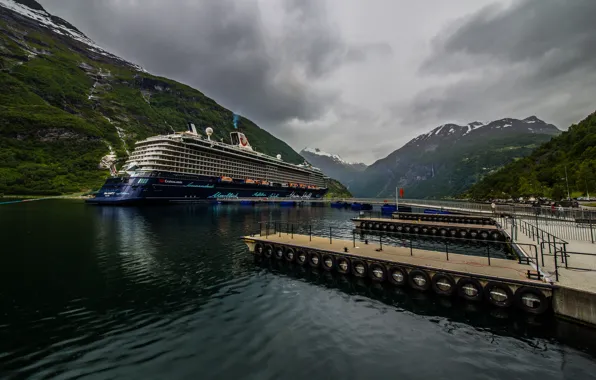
xmin=261 ymin=180 xmax=270 ymax=186
xmin=220 ymin=176 xmax=233 ymax=183
xmin=281 ymin=183 xmax=288 ymax=188
xmin=246 ymin=179 xmax=255 ymax=184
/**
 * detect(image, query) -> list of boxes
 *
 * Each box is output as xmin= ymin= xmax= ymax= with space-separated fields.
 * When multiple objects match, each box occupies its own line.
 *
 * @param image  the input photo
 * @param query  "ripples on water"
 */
xmin=1 ymin=200 xmax=596 ymax=379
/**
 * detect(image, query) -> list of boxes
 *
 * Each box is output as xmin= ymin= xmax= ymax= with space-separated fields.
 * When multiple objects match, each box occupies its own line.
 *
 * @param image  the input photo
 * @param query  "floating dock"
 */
xmin=392 ymin=211 xmax=496 ymax=225
xmin=352 ymin=217 xmax=506 ymax=241
xmin=242 ymin=233 xmax=552 ymax=315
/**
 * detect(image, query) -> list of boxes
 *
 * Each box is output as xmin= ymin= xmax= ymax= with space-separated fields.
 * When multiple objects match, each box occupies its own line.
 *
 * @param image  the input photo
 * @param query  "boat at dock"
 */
xmin=87 ymin=123 xmax=328 ymax=205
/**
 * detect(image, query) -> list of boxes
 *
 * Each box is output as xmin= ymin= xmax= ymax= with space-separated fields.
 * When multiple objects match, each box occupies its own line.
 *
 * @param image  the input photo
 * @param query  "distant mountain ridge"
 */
xmin=300 ymin=148 xmax=366 ymax=189
xmin=350 ymin=116 xmax=560 ymax=198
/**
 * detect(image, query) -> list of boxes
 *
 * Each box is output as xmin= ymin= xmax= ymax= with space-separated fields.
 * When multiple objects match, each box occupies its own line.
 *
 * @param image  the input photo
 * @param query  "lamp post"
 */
xmin=564 ymin=165 xmax=571 ymax=200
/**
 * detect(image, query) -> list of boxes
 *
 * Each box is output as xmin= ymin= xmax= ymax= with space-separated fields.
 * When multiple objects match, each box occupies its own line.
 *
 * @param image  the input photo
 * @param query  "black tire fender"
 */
xmin=388 ymin=266 xmax=408 ymax=286
xmin=484 ymin=281 xmax=514 ymax=308
xmin=274 ymin=245 xmax=284 ymax=260
xmin=296 ymin=250 xmax=308 ymax=265
xmin=432 ymin=273 xmax=456 ymax=296
xmin=322 ymin=254 xmax=335 ymax=271
xmin=351 ymin=259 xmax=368 ymax=278
xmin=263 ymin=244 xmax=273 ymax=258
xmin=336 ymin=257 xmax=351 ymax=274
xmin=308 ymin=251 xmax=321 ymax=268
xmin=514 ymin=286 xmax=549 ymax=314
xmin=369 ymin=263 xmax=386 ymax=282
xmin=284 ymin=247 xmax=296 ymax=262
xmin=254 ymin=243 xmax=264 ymax=256
xmin=408 ymin=269 xmax=431 ymax=291
xmin=457 ymin=278 xmax=484 ymax=302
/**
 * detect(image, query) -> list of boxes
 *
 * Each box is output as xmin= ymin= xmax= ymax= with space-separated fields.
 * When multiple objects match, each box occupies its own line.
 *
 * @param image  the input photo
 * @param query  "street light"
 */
xmin=564 ymin=165 xmax=571 ymax=200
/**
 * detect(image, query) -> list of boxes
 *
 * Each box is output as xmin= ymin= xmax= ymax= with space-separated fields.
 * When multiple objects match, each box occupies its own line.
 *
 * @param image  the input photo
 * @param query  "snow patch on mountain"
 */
xmin=302 ymin=147 xmax=362 ymax=165
xmin=463 ymin=121 xmax=486 ymax=136
xmin=0 ymin=0 xmax=146 ymax=72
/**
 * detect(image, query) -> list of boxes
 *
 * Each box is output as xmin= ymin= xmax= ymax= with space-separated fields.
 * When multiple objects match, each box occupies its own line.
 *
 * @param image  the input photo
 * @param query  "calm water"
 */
xmin=1 ymin=200 xmax=596 ymax=379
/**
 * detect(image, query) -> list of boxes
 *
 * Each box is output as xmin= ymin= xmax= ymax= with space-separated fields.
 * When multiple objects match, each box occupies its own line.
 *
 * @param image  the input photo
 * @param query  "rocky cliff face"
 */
xmin=350 ymin=117 xmax=560 ymax=198
xmin=0 ymin=0 xmax=303 ymax=194
xmin=300 ymin=148 xmax=366 ymax=190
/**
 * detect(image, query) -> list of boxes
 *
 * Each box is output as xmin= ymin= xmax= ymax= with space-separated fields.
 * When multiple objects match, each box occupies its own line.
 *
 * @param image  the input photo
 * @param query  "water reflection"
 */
xmin=1 ymin=201 xmax=596 ymax=379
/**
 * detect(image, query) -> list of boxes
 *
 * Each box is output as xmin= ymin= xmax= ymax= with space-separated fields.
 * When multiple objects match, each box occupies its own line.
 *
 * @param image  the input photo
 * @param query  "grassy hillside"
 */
xmin=324 ymin=178 xmax=352 ymax=198
xmin=0 ymin=12 xmax=303 ymax=195
xmin=465 ymin=112 xmax=596 ymax=200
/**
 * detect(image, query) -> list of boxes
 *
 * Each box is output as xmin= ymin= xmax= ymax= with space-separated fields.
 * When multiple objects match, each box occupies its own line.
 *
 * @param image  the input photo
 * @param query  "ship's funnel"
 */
xmin=187 ymin=122 xmax=198 ymax=134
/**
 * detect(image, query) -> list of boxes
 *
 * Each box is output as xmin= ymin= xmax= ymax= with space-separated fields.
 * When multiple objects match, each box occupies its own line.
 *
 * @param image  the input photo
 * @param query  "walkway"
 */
xmin=511 ymin=223 xmax=596 ymax=293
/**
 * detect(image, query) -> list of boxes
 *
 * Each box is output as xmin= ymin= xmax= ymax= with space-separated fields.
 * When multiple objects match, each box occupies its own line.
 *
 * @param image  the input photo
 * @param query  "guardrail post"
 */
xmin=445 ymin=241 xmax=449 ymax=261
xmin=554 ymin=248 xmax=559 ymax=281
xmin=279 ymin=223 xmax=281 ymax=237
xmin=287 ymin=222 xmax=289 ymax=235
xmin=309 ymin=225 xmax=312 ymax=241
xmin=266 ymin=222 xmax=269 ymax=239
xmin=410 ymin=240 xmax=413 ymax=256
xmin=379 ymin=234 xmax=382 ymax=250
xmin=353 ymin=230 xmax=356 ymax=248
xmin=590 ymin=215 xmax=594 ymax=244
xmin=291 ymin=224 xmax=294 ymax=239
xmin=535 ymin=245 xmax=540 ymax=273
xmin=486 ymin=245 xmax=491 ymax=266
xmin=273 ymin=221 xmax=276 ymax=234
xmin=329 ymin=227 xmax=332 ymax=244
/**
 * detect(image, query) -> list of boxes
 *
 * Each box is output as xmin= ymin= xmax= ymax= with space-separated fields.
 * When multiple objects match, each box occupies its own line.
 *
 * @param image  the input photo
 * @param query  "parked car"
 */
xmin=557 ymin=199 xmax=579 ymax=208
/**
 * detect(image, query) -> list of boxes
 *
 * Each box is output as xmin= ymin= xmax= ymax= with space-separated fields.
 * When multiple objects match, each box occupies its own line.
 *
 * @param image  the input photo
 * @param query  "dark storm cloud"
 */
xmin=401 ymin=0 xmax=596 ymax=129
xmin=40 ymin=0 xmax=384 ymax=125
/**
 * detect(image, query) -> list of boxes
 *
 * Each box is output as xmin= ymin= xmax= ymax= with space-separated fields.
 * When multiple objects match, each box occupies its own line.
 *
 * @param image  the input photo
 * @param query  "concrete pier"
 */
xmin=243 ymin=233 xmax=553 ymax=315
xmin=506 ymin=221 xmax=596 ymax=325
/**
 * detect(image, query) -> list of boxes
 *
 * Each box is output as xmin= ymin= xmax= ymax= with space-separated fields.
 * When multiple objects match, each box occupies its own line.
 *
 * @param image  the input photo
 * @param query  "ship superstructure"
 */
xmin=87 ymin=123 xmax=328 ymax=204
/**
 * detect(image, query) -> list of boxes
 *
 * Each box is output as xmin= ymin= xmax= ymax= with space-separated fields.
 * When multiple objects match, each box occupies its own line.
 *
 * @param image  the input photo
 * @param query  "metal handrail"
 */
xmin=251 ymin=220 xmax=539 ymax=270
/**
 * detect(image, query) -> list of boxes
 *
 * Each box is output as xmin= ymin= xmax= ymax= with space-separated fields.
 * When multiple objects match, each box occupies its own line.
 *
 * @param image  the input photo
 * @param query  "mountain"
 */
xmin=466 ymin=112 xmax=596 ymax=200
xmin=0 ymin=0 xmax=303 ymax=195
xmin=300 ymin=148 xmax=366 ymax=189
xmin=325 ymin=178 xmax=352 ymax=198
xmin=350 ymin=117 xmax=560 ymax=199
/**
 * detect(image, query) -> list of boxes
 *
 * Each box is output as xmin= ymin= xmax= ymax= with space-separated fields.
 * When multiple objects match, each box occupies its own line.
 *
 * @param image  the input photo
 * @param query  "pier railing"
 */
xmin=520 ymin=214 xmax=595 ymax=243
xmin=251 ymin=221 xmax=541 ymax=275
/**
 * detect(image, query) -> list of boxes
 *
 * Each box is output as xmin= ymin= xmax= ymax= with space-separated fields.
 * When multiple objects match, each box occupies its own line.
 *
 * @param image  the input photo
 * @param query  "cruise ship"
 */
xmin=86 ymin=123 xmax=328 ymax=204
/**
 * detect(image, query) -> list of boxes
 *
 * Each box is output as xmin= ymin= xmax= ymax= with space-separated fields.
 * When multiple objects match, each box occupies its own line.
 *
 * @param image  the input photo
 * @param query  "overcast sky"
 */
xmin=40 ymin=0 xmax=596 ymax=164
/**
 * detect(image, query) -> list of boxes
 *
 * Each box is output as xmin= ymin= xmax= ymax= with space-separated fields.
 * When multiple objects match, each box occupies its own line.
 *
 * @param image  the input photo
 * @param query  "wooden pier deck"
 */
xmin=244 ymin=234 xmax=547 ymax=287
